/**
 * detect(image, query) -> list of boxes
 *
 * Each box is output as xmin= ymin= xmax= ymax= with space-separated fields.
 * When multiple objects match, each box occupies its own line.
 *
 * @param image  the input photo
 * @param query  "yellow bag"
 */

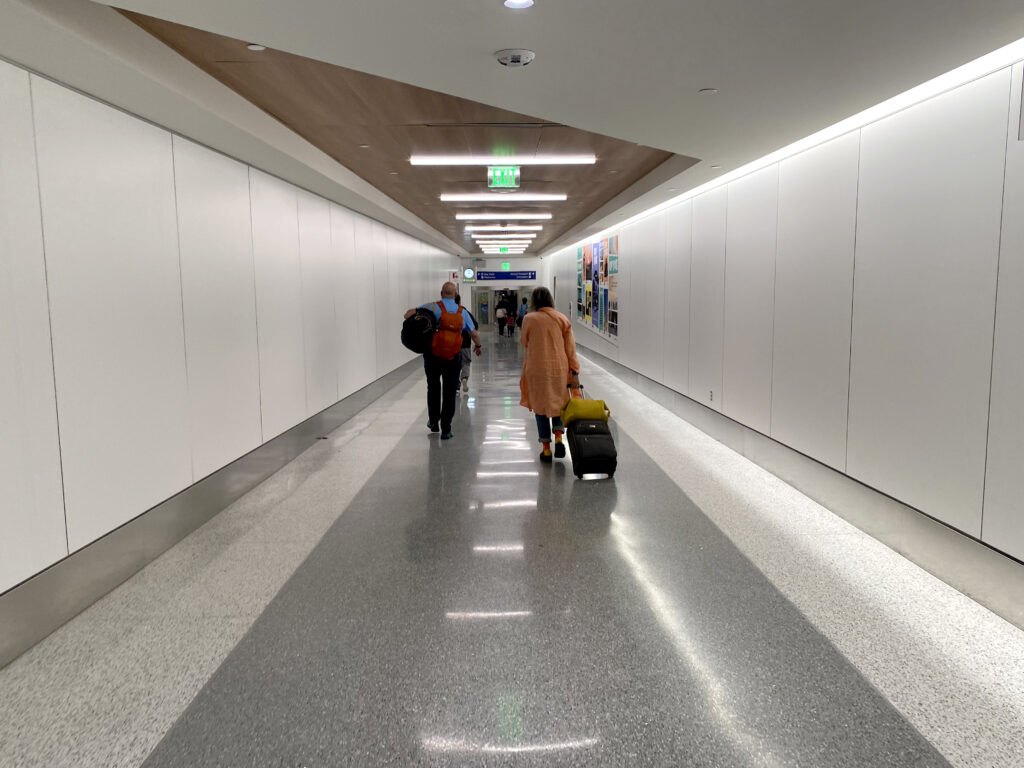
xmin=560 ymin=388 xmax=610 ymax=425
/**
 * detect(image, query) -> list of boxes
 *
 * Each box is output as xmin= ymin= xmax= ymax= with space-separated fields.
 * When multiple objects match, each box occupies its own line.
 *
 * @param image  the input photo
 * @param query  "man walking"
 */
xmin=405 ymin=282 xmax=481 ymax=439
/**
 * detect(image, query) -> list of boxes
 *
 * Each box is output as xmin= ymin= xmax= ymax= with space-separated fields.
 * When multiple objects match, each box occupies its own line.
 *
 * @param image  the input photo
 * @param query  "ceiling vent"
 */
xmin=494 ymin=49 xmax=535 ymax=67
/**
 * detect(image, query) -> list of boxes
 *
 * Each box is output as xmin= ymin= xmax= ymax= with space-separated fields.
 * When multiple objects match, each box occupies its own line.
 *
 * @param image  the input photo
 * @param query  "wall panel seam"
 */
xmin=979 ymin=71 xmax=1018 ymax=540
xmin=843 ymin=131 xmax=864 ymax=475
xmin=721 ymin=189 xmax=729 ymax=408
xmin=168 ymin=136 xmax=195 ymax=484
xmin=328 ymin=206 xmax=340 ymax=401
xmin=26 ymin=73 xmax=69 ymax=558
xmin=768 ymin=165 xmax=781 ymax=437
xmin=295 ymin=192 xmax=309 ymax=416
xmin=247 ymin=169 xmax=266 ymax=444
xmin=686 ymin=203 xmax=694 ymax=396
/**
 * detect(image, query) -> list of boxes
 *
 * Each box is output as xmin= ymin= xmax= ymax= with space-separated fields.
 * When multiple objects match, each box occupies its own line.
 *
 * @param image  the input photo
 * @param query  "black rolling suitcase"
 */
xmin=566 ymin=418 xmax=617 ymax=479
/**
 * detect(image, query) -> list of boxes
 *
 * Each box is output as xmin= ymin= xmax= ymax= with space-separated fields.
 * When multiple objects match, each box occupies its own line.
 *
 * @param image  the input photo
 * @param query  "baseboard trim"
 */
xmin=0 ymin=359 xmax=420 ymax=669
xmin=578 ymin=345 xmax=1024 ymax=631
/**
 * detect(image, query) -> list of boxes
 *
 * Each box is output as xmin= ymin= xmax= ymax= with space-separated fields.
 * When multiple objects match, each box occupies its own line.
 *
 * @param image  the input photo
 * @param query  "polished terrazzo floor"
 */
xmin=2 ymin=336 xmax=1024 ymax=766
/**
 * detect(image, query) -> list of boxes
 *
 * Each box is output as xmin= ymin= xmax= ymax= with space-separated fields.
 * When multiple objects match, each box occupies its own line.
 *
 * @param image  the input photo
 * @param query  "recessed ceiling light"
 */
xmin=358 ymin=144 xmax=370 ymax=149
xmin=456 ymin=213 xmax=552 ymax=220
xmin=441 ymin=193 xmax=566 ymax=202
xmin=504 ymin=0 xmax=534 ymax=8
xmin=465 ymin=225 xmax=542 ymax=231
xmin=710 ymin=164 xmax=722 ymax=169
xmin=668 ymin=188 xmax=678 ymax=191
xmin=412 ymin=155 xmax=595 ymax=166
xmin=699 ymin=87 xmax=718 ymax=95
xmin=389 ymin=171 xmax=399 ymax=175
xmin=246 ymin=43 xmax=266 ymax=51
xmin=607 ymin=170 xmax=619 ymax=174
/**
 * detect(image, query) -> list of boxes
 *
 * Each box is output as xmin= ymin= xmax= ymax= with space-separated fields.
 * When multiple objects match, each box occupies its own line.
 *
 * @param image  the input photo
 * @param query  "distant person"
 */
xmin=519 ymin=286 xmax=580 ymax=463
xmin=455 ymin=294 xmax=478 ymax=394
xmin=404 ymin=282 xmax=481 ymax=439
xmin=516 ymin=298 xmax=528 ymax=329
xmin=495 ymin=304 xmax=507 ymax=336
xmin=506 ymin=311 xmax=516 ymax=337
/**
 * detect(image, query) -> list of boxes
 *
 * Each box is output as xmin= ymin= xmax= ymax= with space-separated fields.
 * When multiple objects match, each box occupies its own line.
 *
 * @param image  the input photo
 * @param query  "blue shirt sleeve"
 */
xmin=463 ymin=312 xmax=476 ymax=332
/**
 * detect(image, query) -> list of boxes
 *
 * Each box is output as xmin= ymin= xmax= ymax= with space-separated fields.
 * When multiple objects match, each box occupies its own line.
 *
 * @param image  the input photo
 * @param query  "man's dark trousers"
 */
xmin=423 ymin=352 xmax=462 ymax=432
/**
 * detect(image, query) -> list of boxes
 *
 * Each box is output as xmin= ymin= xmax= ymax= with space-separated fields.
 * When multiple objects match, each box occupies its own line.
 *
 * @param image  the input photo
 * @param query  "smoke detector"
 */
xmin=494 ymin=49 xmax=536 ymax=67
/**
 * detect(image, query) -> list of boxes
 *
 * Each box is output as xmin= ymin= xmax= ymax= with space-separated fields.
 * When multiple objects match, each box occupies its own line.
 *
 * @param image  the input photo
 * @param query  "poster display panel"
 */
xmin=575 ymin=233 xmax=619 ymax=340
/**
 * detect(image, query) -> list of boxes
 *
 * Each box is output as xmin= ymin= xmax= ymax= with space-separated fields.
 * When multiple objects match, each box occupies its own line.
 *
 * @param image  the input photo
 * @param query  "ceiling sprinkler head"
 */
xmin=494 ymin=49 xmax=536 ymax=67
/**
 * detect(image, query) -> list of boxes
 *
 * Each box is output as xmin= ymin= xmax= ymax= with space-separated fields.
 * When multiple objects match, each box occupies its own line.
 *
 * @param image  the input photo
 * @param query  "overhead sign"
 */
xmin=462 ymin=267 xmax=476 ymax=282
xmin=488 ymin=166 xmax=521 ymax=188
xmin=501 ymin=262 xmax=511 ymax=270
xmin=476 ymin=270 xmax=537 ymax=281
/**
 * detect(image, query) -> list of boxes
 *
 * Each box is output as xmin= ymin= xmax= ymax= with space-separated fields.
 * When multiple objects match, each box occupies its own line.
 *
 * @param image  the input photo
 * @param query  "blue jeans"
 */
xmin=535 ymin=414 xmax=563 ymax=443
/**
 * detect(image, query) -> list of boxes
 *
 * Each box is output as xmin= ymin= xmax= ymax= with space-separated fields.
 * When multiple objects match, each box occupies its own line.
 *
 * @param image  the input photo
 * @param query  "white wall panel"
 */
xmin=984 ymin=63 xmax=1024 ymax=559
xmin=847 ymin=70 xmax=1010 ymax=535
xmin=0 ymin=63 xmax=67 ymax=590
xmin=298 ymin=191 xmax=339 ymax=415
xmin=172 ymin=137 xmax=262 ymax=480
xmin=32 ymin=76 xmax=191 ymax=551
xmin=663 ymin=201 xmax=692 ymax=396
xmin=330 ymin=205 xmax=362 ymax=398
xmin=384 ymin=230 xmax=415 ymax=373
xmin=367 ymin=219 xmax=392 ymax=378
xmin=249 ymin=169 xmax=307 ymax=440
xmin=771 ymin=133 xmax=860 ymax=471
xmin=722 ymin=165 xmax=779 ymax=433
xmin=353 ymin=214 xmax=382 ymax=387
xmin=689 ymin=187 xmax=728 ymax=411
xmin=620 ymin=211 xmax=666 ymax=382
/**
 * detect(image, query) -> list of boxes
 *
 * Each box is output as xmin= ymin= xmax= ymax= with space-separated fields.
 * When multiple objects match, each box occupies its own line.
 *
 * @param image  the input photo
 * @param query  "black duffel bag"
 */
xmin=401 ymin=308 xmax=437 ymax=354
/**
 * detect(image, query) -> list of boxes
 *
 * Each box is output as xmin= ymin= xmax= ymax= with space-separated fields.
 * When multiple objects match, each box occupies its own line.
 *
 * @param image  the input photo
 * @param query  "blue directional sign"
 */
xmin=476 ymin=271 xmax=537 ymax=281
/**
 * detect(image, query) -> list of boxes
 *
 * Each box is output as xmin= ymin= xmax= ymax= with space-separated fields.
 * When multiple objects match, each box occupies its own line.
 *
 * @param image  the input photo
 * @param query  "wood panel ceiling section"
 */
xmin=122 ymin=10 xmax=688 ymax=254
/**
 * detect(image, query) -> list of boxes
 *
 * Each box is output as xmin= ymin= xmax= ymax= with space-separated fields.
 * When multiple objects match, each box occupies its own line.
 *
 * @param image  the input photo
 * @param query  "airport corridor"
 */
xmin=2 ymin=338 xmax=1023 ymax=767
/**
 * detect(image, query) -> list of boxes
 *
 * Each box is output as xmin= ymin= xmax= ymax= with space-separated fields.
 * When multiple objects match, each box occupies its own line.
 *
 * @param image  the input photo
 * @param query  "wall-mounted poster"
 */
xmin=575 ymin=231 xmax=619 ymax=341
xmin=576 ymin=247 xmax=584 ymax=318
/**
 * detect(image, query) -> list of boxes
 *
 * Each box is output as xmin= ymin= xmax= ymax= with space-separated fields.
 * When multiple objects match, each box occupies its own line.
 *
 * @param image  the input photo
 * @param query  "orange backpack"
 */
xmin=430 ymin=301 xmax=464 ymax=360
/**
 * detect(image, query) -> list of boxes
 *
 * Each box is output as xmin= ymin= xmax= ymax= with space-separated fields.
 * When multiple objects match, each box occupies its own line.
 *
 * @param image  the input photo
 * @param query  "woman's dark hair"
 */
xmin=531 ymin=286 xmax=555 ymax=310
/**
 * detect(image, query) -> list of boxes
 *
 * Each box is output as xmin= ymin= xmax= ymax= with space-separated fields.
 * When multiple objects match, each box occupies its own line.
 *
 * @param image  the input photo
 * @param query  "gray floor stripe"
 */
xmin=140 ymin=344 xmax=949 ymax=768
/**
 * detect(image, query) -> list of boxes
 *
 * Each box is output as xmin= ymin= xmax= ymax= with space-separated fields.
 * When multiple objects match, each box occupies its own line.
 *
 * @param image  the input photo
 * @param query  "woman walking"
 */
xmin=520 ymin=287 xmax=581 ymax=463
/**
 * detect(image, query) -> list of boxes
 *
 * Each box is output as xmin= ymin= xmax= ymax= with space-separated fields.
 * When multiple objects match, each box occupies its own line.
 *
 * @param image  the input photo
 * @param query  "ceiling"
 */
xmin=121 ymin=11 xmax=688 ymax=255
xmin=96 ymin=0 xmax=1024 ymax=254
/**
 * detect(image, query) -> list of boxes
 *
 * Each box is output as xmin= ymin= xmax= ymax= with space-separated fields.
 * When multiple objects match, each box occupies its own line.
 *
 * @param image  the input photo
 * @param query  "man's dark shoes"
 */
xmin=441 ymin=431 xmax=454 ymax=440
xmin=427 ymin=421 xmax=439 ymax=433
xmin=554 ymin=442 xmax=566 ymax=459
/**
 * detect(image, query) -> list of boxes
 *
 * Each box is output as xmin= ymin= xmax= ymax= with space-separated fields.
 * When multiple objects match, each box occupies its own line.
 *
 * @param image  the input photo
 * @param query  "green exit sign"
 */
xmin=501 ymin=262 xmax=511 ymax=270
xmin=499 ymin=248 xmax=509 ymax=254
xmin=488 ymin=166 xmax=520 ymax=188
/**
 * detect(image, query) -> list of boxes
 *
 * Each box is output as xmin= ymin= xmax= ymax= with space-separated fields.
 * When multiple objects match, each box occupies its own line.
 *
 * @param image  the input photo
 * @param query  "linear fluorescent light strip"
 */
xmin=545 ymin=34 xmax=1024 ymax=259
xmin=411 ymin=154 xmax=595 ymax=166
xmin=465 ymin=225 xmax=543 ymax=232
xmin=473 ymin=235 xmax=536 ymax=240
xmin=472 ymin=232 xmax=536 ymax=237
xmin=441 ymin=193 xmax=566 ymax=202
xmin=457 ymin=213 xmax=551 ymax=221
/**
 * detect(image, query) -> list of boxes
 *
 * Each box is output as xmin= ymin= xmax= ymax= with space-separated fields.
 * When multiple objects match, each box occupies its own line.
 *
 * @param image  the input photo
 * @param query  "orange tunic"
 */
xmin=519 ymin=308 xmax=581 ymax=416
